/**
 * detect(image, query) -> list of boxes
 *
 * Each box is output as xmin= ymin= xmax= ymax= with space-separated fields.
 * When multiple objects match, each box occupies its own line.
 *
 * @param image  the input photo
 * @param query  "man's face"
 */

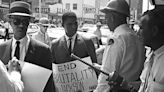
xmin=105 ymin=12 xmax=115 ymax=31
xmin=40 ymin=24 xmax=48 ymax=34
xmin=9 ymin=15 xmax=30 ymax=40
xmin=63 ymin=18 xmax=77 ymax=37
xmin=139 ymin=15 xmax=154 ymax=46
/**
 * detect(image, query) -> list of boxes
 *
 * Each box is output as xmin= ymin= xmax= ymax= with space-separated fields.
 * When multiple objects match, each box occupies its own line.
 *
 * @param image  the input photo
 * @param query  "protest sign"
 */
xmin=21 ymin=62 xmax=52 ymax=92
xmin=53 ymin=57 xmax=97 ymax=92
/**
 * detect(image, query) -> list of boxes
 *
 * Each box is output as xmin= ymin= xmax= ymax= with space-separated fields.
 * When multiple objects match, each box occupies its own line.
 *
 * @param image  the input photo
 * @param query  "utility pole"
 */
xmin=39 ymin=0 xmax=41 ymax=19
xmin=82 ymin=0 xmax=84 ymax=22
xmin=129 ymin=0 xmax=131 ymax=10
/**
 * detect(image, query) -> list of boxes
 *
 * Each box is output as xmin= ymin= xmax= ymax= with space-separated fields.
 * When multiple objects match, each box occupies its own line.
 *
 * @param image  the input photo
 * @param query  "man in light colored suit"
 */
xmin=0 ymin=1 xmax=54 ymax=92
xmin=32 ymin=17 xmax=51 ymax=46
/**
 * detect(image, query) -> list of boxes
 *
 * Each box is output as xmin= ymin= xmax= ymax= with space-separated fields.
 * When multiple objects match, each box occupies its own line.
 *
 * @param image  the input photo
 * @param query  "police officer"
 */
xmin=94 ymin=0 xmax=145 ymax=91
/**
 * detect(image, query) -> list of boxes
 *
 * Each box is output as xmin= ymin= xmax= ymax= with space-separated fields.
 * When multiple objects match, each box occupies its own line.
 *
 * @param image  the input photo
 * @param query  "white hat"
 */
xmin=100 ymin=0 xmax=130 ymax=17
xmin=38 ymin=17 xmax=49 ymax=26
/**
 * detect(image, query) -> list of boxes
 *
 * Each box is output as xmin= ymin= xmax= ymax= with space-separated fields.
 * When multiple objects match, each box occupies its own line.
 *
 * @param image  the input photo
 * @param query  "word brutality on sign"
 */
xmin=53 ymin=57 xmax=98 ymax=92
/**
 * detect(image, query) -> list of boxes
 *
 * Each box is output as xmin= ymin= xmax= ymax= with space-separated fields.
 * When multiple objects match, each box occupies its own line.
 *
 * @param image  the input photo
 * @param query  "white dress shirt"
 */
xmin=94 ymin=24 xmax=145 ymax=92
xmin=140 ymin=45 xmax=164 ymax=92
xmin=12 ymin=35 xmax=30 ymax=62
xmin=65 ymin=33 xmax=77 ymax=50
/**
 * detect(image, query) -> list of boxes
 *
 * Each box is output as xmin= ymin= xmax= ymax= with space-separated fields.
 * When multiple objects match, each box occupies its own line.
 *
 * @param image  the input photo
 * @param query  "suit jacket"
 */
xmin=0 ymin=38 xmax=54 ymax=92
xmin=51 ymin=34 xmax=97 ymax=64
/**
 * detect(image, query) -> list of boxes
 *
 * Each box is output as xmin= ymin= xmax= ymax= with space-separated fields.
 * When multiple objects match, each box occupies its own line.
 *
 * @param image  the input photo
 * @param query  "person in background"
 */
xmin=79 ymin=21 xmax=84 ymax=29
xmin=94 ymin=0 xmax=145 ymax=91
xmin=138 ymin=8 xmax=164 ymax=92
xmin=94 ymin=22 xmax=103 ymax=45
xmin=32 ymin=17 xmax=51 ymax=46
xmin=0 ymin=58 xmax=23 ymax=92
xmin=0 ymin=1 xmax=54 ymax=92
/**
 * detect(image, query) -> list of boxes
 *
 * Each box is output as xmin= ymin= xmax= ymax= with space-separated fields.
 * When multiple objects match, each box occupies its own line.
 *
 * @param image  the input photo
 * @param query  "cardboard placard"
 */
xmin=21 ymin=62 xmax=52 ymax=92
xmin=53 ymin=57 xmax=97 ymax=92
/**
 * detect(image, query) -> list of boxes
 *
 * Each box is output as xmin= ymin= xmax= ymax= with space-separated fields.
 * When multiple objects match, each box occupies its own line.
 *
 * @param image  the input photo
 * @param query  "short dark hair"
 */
xmin=143 ymin=9 xmax=164 ymax=34
xmin=62 ymin=12 xmax=77 ymax=23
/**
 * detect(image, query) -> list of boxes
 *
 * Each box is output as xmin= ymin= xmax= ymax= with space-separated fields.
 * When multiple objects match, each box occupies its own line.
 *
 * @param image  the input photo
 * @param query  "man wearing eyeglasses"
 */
xmin=0 ymin=1 xmax=54 ymax=92
xmin=32 ymin=17 xmax=51 ymax=46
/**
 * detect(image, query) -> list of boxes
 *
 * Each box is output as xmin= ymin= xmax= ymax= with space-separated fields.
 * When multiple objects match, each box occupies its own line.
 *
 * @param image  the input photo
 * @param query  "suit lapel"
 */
xmin=2 ymin=39 xmax=12 ymax=64
xmin=25 ymin=38 xmax=35 ymax=62
xmin=60 ymin=36 xmax=69 ymax=54
xmin=73 ymin=34 xmax=83 ymax=51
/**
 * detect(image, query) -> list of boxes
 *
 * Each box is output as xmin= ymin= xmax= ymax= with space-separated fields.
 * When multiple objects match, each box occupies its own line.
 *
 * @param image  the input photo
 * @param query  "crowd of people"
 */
xmin=0 ymin=0 xmax=164 ymax=92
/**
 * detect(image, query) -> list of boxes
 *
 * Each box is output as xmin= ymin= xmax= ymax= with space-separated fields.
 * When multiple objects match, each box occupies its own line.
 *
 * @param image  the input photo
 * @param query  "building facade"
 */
xmin=0 ymin=0 xmax=152 ymax=24
xmin=49 ymin=0 xmax=97 ymax=24
xmin=0 ymin=0 xmax=11 ymax=21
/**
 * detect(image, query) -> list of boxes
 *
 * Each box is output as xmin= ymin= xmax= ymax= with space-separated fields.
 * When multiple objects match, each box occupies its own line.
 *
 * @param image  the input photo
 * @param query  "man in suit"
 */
xmin=51 ymin=12 xmax=97 ymax=91
xmin=51 ymin=12 xmax=97 ymax=64
xmin=0 ymin=1 xmax=53 ymax=92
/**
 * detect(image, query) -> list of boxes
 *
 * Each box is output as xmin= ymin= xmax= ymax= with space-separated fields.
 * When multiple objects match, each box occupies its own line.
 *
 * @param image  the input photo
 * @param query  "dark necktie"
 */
xmin=14 ymin=41 xmax=20 ymax=60
xmin=68 ymin=38 xmax=72 ymax=55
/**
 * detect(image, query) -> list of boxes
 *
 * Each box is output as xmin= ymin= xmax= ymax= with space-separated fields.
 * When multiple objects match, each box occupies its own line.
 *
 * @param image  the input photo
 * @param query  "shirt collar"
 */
xmin=114 ymin=24 xmax=132 ymax=35
xmin=12 ymin=35 xmax=29 ymax=45
xmin=154 ymin=45 xmax=164 ymax=56
xmin=65 ymin=33 xmax=77 ymax=41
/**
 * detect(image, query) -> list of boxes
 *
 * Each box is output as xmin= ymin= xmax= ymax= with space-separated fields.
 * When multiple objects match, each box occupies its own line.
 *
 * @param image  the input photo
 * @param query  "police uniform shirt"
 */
xmin=95 ymin=24 xmax=145 ymax=92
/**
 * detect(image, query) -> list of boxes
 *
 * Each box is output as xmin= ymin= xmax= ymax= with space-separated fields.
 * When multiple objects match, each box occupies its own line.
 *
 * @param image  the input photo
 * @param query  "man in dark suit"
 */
xmin=51 ymin=12 xmax=97 ymax=64
xmin=0 ymin=1 xmax=54 ymax=92
xmin=51 ymin=12 xmax=97 ymax=91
